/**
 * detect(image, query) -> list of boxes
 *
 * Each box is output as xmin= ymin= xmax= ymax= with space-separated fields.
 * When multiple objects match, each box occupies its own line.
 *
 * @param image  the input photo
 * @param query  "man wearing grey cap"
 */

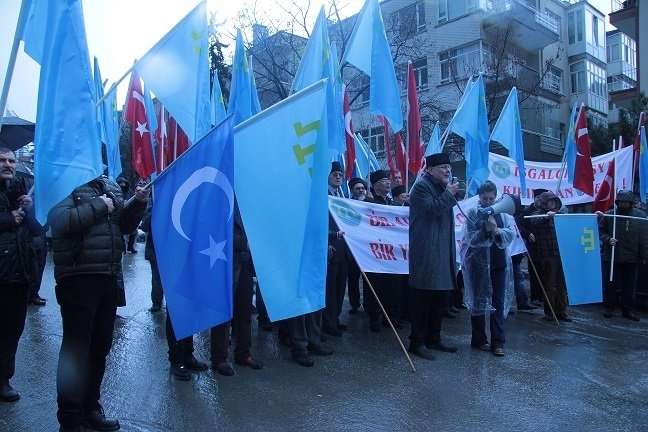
xmin=407 ymin=153 xmax=460 ymax=360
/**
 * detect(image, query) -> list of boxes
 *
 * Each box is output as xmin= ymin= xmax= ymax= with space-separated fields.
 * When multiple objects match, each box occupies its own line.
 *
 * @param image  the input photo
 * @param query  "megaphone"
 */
xmin=478 ymin=193 xmax=522 ymax=219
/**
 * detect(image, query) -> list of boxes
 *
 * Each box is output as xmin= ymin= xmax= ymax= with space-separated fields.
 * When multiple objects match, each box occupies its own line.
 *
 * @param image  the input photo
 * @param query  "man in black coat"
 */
xmin=0 ymin=148 xmax=43 ymax=402
xmin=49 ymin=176 xmax=149 ymax=431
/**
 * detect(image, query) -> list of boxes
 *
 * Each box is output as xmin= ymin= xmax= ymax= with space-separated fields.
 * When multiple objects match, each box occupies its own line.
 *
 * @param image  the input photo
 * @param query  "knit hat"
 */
xmin=330 ymin=161 xmax=343 ymax=173
xmin=370 ymin=170 xmax=390 ymax=185
xmin=348 ymin=177 xmax=365 ymax=189
xmin=533 ymin=188 xmax=549 ymax=198
xmin=391 ymin=185 xmax=406 ymax=197
xmin=425 ymin=153 xmax=450 ymax=167
xmin=615 ymin=190 xmax=634 ymax=203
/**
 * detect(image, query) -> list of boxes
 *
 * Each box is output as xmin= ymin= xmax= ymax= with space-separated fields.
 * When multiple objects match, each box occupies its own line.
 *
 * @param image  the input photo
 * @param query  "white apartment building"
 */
xmin=250 ymin=0 xmax=611 ymax=173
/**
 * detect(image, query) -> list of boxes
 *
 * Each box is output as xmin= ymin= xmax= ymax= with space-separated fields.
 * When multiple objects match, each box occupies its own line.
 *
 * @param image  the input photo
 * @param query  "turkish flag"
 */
xmin=125 ymin=70 xmax=155 ymax=180
xmin=592 ymin=156 xmax=615 ymax=213
xmin=394 ymin=132 xmax=407 ymax=180
xmin=154 ymin=104 xmax=167 ymax=174
xmin=407 ymin=62 xmax=423 ymax=175
xmin=573 ymin=106 xmax=594 ymax=196
xmin=343 ymin=87 xmax=356 ymax=180
xmin=166 ymin=115 xmax=190 ymax=164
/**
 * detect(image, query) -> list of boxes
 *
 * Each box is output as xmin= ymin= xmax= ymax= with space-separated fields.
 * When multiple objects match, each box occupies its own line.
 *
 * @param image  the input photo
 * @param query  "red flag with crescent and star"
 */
xmin=125 ymin=70 xmax=156 ymax=180
xmin=592 ymin=139 xmax=619 ymax=213
xmin=573 ymin=105 xmax=594 ymax=196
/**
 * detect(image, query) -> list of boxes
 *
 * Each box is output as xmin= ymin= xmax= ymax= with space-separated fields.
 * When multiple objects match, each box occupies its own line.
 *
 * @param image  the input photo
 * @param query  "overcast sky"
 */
xmin=1 ymin=0 xmax=610 ymax=123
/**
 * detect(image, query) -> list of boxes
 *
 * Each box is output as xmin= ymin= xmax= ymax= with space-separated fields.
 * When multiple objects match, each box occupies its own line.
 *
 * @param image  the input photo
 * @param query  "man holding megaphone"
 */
xmin=460 ymin=181 xmax=515 ymax=357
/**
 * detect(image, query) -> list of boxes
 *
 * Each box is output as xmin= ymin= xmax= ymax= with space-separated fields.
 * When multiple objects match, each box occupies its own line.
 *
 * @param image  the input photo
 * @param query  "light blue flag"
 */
xmin=135 ymin=1 xmax=210 ymax=143
xmin=227 ymin=29 xmax=253 ymax=126
xmin=490 ymin=87 xmax=527 ymax=197
xmin=18 ymin=0 xmax=47 ymax=64
xmin=210 ymin=70 xmax=227 ymax=126
xmin=564 ymin=102 xmax=578 ymax=182
xmin=448 ymin=74 xmax=490 ymax=194
xmin=554 ymin=214 xmax=602 ymax=305
xmin=292 ymin=7 xmax=345 ymax=157
xmin=640 ymin=126 xmax=648 ymax=203
xmin=151 ymin=116 xmax=234 ymax=339
xmin=234 ymin=80 xmax=329 ymax=321
xmin=33 ymin=0 xmax=103 ymax=225
xmin=354 ymin=132 xmax=382 ymax=178
xmin=248 ymin=56 xmax=262 ymax=115
xmin=93 ymin=57 xmax=107 ymax=145
xmin=104 ymin=90 xmax=122 ymax=180
xmin=93 ymin=57 xmax=122 ymax=180
xmin=425 ymin=121 xmax=441 ymax=157
xmin=342 ymin=0 xmax=403 ymax=132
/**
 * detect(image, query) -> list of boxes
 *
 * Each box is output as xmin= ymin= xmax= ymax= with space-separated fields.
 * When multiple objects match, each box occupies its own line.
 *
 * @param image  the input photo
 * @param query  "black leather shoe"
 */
xmin=0 ymin=379 xmax=20 ymax=402
xmin=623 ymin=312 xmax=640 ymax=322
xmin=292 ymin=354 xmax=315 ymax=367
xmin=28 ymin=295 xmax=46 ymax=306
xmin=127 ymin=246 xmax=138 ymax=253
xmin=212 ymin=362 xmax=235 ymax=376
xmin=428 ymin=341 xmax=458 ymax=353
xmin=603 ymin=311 xmax=613 ymax=318
xmin=307 ymin=344 xmax=333 ymax=356
xmin=184 ymin=356 xmax=208 ymax=371
xmin=517 ymin=304 xmax=537 ymax=311
xmin=149 ymin=304 xmax=162 ymax=312
xmin=170 ymin=364 xmax=191 ymax=381
xmin=235 ymin=356 xmax=264 ymax=369
xmin=84 ymin=406 xmax=120 ymax=431
xmin=408 ymin=346 xmax=436 ymax=360
xmin=557 ymin=314 xmax=573 ymax=323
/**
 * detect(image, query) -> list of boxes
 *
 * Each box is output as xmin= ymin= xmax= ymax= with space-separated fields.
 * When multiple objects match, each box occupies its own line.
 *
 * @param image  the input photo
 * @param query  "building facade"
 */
xmin=250 ymin=0 xmax=618 ymax=175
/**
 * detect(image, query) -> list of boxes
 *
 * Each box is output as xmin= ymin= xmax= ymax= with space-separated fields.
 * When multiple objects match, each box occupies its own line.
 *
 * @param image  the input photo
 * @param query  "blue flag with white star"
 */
xmin=152 ymin=118 xmax=234 ymax=339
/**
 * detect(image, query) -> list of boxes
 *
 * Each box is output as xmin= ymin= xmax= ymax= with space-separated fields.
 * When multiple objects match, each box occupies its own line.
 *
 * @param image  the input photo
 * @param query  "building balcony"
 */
xmin=482 ymin=0 xmax=559 ymax=51
xmin=609 ymin=0 xmax=637 ymax=40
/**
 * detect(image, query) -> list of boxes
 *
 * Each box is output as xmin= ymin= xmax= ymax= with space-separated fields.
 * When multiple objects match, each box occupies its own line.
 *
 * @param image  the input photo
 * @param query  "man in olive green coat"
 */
xmin=408 ymin=153 xmax=460 ymax=360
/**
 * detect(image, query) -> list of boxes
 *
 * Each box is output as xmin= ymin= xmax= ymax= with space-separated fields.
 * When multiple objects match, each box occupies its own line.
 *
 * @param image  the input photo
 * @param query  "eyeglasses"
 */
xmin=330 ymin=172 xmax=343 ymax=177
xmin=0 ymin=158 xmax=17 ymax=164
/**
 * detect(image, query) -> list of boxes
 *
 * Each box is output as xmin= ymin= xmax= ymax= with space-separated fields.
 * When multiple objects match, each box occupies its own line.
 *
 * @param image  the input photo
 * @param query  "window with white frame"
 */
xmin=361 ymin=127 xmax=386 ymax=159
xmin=439 ymin=41 xmax=483 ymax=83
xmin=570 ymin=61 xmax=586 ymax=93
xmin=391 ymin=2 xmax=426 ymax=37
xmin=438 ymin=0 xmax=480 ymax=23
xmin=567 ymin=9 xmax=584 ymax=45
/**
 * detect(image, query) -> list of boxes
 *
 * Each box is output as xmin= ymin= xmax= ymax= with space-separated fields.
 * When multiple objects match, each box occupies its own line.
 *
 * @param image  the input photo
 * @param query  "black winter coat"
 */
xmin=0 ymin=177 xmax=44 ymax=285
xmin=48 ymin=177 xmax=146 ymax=282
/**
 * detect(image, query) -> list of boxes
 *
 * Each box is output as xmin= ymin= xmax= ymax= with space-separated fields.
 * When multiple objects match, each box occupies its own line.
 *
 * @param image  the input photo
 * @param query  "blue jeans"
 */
xmin=471 ymin=268 xmax=506 ymax=349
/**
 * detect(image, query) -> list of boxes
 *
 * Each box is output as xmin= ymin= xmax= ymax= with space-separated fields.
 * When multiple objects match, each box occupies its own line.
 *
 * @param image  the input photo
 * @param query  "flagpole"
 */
xmin=556 ymin=103 xmax=582 ymax=194
xmin=608 ymin=138 xmax=620 ymax=282
xmin=0 ymin=1 xmax=32 ymax=128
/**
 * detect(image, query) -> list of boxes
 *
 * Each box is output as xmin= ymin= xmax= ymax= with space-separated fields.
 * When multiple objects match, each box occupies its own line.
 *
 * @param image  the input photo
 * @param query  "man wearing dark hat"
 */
xmin=596 ymin=190 xmax=648 ymax=321
xmin=407 ymin=153 xmax=460 ymax=360
xmin=322 ymin=162 xmax=348 ymax=337
xmin=516 ymin=188 xmax=548 ymax=306
xmin=346 ymin=178 xmax=370 ymax=314
xmin=363 ymin=170 xmax=401 ymax=332
xmin=531 ymin=191 xmax=571 ymax=322
xmin=369 ymin=170 xmax=393 ymax=205
xmin=391 ymin=185 xmax=409 ymax=206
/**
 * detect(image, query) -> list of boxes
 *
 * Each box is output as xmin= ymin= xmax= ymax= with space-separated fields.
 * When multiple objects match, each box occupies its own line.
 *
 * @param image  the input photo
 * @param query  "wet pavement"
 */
xmin=2 ymin=250 xmax=648 ymax=431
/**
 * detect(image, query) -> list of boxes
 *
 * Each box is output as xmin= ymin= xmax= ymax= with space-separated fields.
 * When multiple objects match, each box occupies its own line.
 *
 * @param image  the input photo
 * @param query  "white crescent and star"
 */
xmin=171 ymin=166 xmax=234 ymax=268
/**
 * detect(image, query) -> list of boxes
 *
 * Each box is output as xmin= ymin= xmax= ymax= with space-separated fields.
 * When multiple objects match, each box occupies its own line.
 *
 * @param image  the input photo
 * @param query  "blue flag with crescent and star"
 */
xmin=553 ymin=214 xmax=602 ymax=305
xmin=152 ymin=117 xmax=234 ymax=339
